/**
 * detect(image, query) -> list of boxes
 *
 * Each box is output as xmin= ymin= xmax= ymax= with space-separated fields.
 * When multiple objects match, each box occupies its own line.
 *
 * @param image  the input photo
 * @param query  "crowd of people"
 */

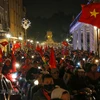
xmin=0 ymin=46 xmax=100 ymax=100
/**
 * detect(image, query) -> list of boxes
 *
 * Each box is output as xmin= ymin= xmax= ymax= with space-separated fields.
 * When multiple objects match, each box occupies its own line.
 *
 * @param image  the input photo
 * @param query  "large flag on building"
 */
xmin=78 ymin=3 xmax=100 ymax=28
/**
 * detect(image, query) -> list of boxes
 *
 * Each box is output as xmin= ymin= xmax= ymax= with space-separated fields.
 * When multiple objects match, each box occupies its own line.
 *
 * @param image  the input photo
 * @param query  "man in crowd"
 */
xmin=50 ymin=68 xmax=67 ymax=89
xmin=68 ymin=68 xmax=89 ymax=92
xmin=32 ymin=74 xmax=54 ymax=100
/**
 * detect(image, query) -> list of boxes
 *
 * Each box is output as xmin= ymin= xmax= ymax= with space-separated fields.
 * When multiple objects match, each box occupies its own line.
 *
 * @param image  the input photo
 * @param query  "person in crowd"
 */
xmin=0 ymin=62 xmax=14 ymax=100
xmin=44 ymin=55 xmax=50 ymax=64
xmin=26 ymin=60 xmax=40 ymax=81
xmin=63 ymin=69 xmax=73 ymax=86
xmin=25 ymin=62 xmax=40 ymax=98
xmin=22 ymin=57 xmax=32 ymax=72
xmin=2 ymin=58 xmax=12 ymax=75
xmin=51 ymin=86 xmax=70 ymax=100
xmin=40 ymin=64 xmax=50 ymax=75
xmin=26 ymin=72 xmax=43 ymax=100
xmin=32 ymin=74 xmax=54 ymax=100
xmin=86 ymin=63 xmax=100 ymax=86
xmin=58 ymin=58 xmax=67 ymax=79
xmin=84 ymin=63 xmax=91 ymax=72
xmin=86 ymin=53 xmax=95 ymax=63
xmin=65 ymin=59 xmax=75 ymax=72
xmin=50 ymin=68 xmax=67 ymax=89
xmin=67 ymin=68 xmax=89 ymax=93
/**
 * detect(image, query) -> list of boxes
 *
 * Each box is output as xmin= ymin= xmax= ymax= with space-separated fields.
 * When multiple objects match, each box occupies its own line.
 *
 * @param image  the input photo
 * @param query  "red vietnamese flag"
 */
xmin=36 ymin=44 xmax=40 ymax=51
xmin=12 ymin=42 xmax=21 ymax=52
xmin=0 ymin=47 xmax=2 ymax=62
xmin=44 ymin=45 xmax=48 ymax=52
xmin=36 ymin=45 xmax=43 ymax=57
xmin=39 ymin=46 xmax=44 ymax=57
xmin=0 ymin=41 xmax=8 ymax=47
xmin=62 ymin=41 xmax=68 ymax=46
xmin=49 ymin=47 xmax=56 ymax=69
xmin=79 ymin=3 xmax=100 ymax=28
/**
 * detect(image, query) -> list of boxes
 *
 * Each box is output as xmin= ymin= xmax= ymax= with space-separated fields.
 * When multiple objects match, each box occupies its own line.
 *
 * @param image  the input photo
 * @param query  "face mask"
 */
xmin=43 ymin=84 xmax=54 ymax=92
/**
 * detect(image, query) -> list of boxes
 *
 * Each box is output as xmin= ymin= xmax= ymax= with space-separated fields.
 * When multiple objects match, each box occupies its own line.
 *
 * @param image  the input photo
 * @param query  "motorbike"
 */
xmin=71 ymin=88 xmax=96 ymax=100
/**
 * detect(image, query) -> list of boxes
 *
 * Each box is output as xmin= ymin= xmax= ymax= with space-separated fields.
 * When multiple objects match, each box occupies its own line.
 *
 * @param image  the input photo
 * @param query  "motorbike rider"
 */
xmin=67 ymin=68 xmax=95 ymax=100
xmin=0 ymin=62 xmax=14 ymax=100
xmin=67 ymin=68 xmax=89 ymax=93
xmin=86 ymin=63 xmax=100 ymax=86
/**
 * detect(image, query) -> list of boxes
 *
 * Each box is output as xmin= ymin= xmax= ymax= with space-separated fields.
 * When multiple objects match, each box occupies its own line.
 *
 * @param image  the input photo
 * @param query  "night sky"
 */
xmin=23 ymin=0 xmax=88 ymax=42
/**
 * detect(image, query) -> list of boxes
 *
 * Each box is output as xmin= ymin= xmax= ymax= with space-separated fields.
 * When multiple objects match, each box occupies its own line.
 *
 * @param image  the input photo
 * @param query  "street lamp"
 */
xmin=21 ymin=18 xmax=31 ymax=41
xmin=18 ymin=37 xmax=23 ymax=40
xmin=66 ymin=38 xmax=69 ymax=42
xmin=30 ymin=40 xmax=33 ymax=43
xmin=6 ymin=34 xmax=11 ymax=38
xmin=36 ymin=41 xmax=39 ymax=44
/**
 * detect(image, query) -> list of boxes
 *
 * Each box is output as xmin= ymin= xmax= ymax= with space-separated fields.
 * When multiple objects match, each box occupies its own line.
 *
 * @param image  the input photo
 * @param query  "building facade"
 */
xmin=0 ymin=0 xmax=9 ymax=52
xmin=0 ymin=0 xmax=9 ymax=32
xmin=0 ymin=0 xmax=25 ymax=52
xmin=8 ymin=0 xmax=25 ymax=38
xmin=70 ymin=0 xmax=100 ymax=56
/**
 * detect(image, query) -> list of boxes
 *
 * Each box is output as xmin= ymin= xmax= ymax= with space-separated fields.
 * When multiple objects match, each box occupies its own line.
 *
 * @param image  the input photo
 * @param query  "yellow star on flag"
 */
xmin=90 ymin=9 xmax=99 ymax=18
